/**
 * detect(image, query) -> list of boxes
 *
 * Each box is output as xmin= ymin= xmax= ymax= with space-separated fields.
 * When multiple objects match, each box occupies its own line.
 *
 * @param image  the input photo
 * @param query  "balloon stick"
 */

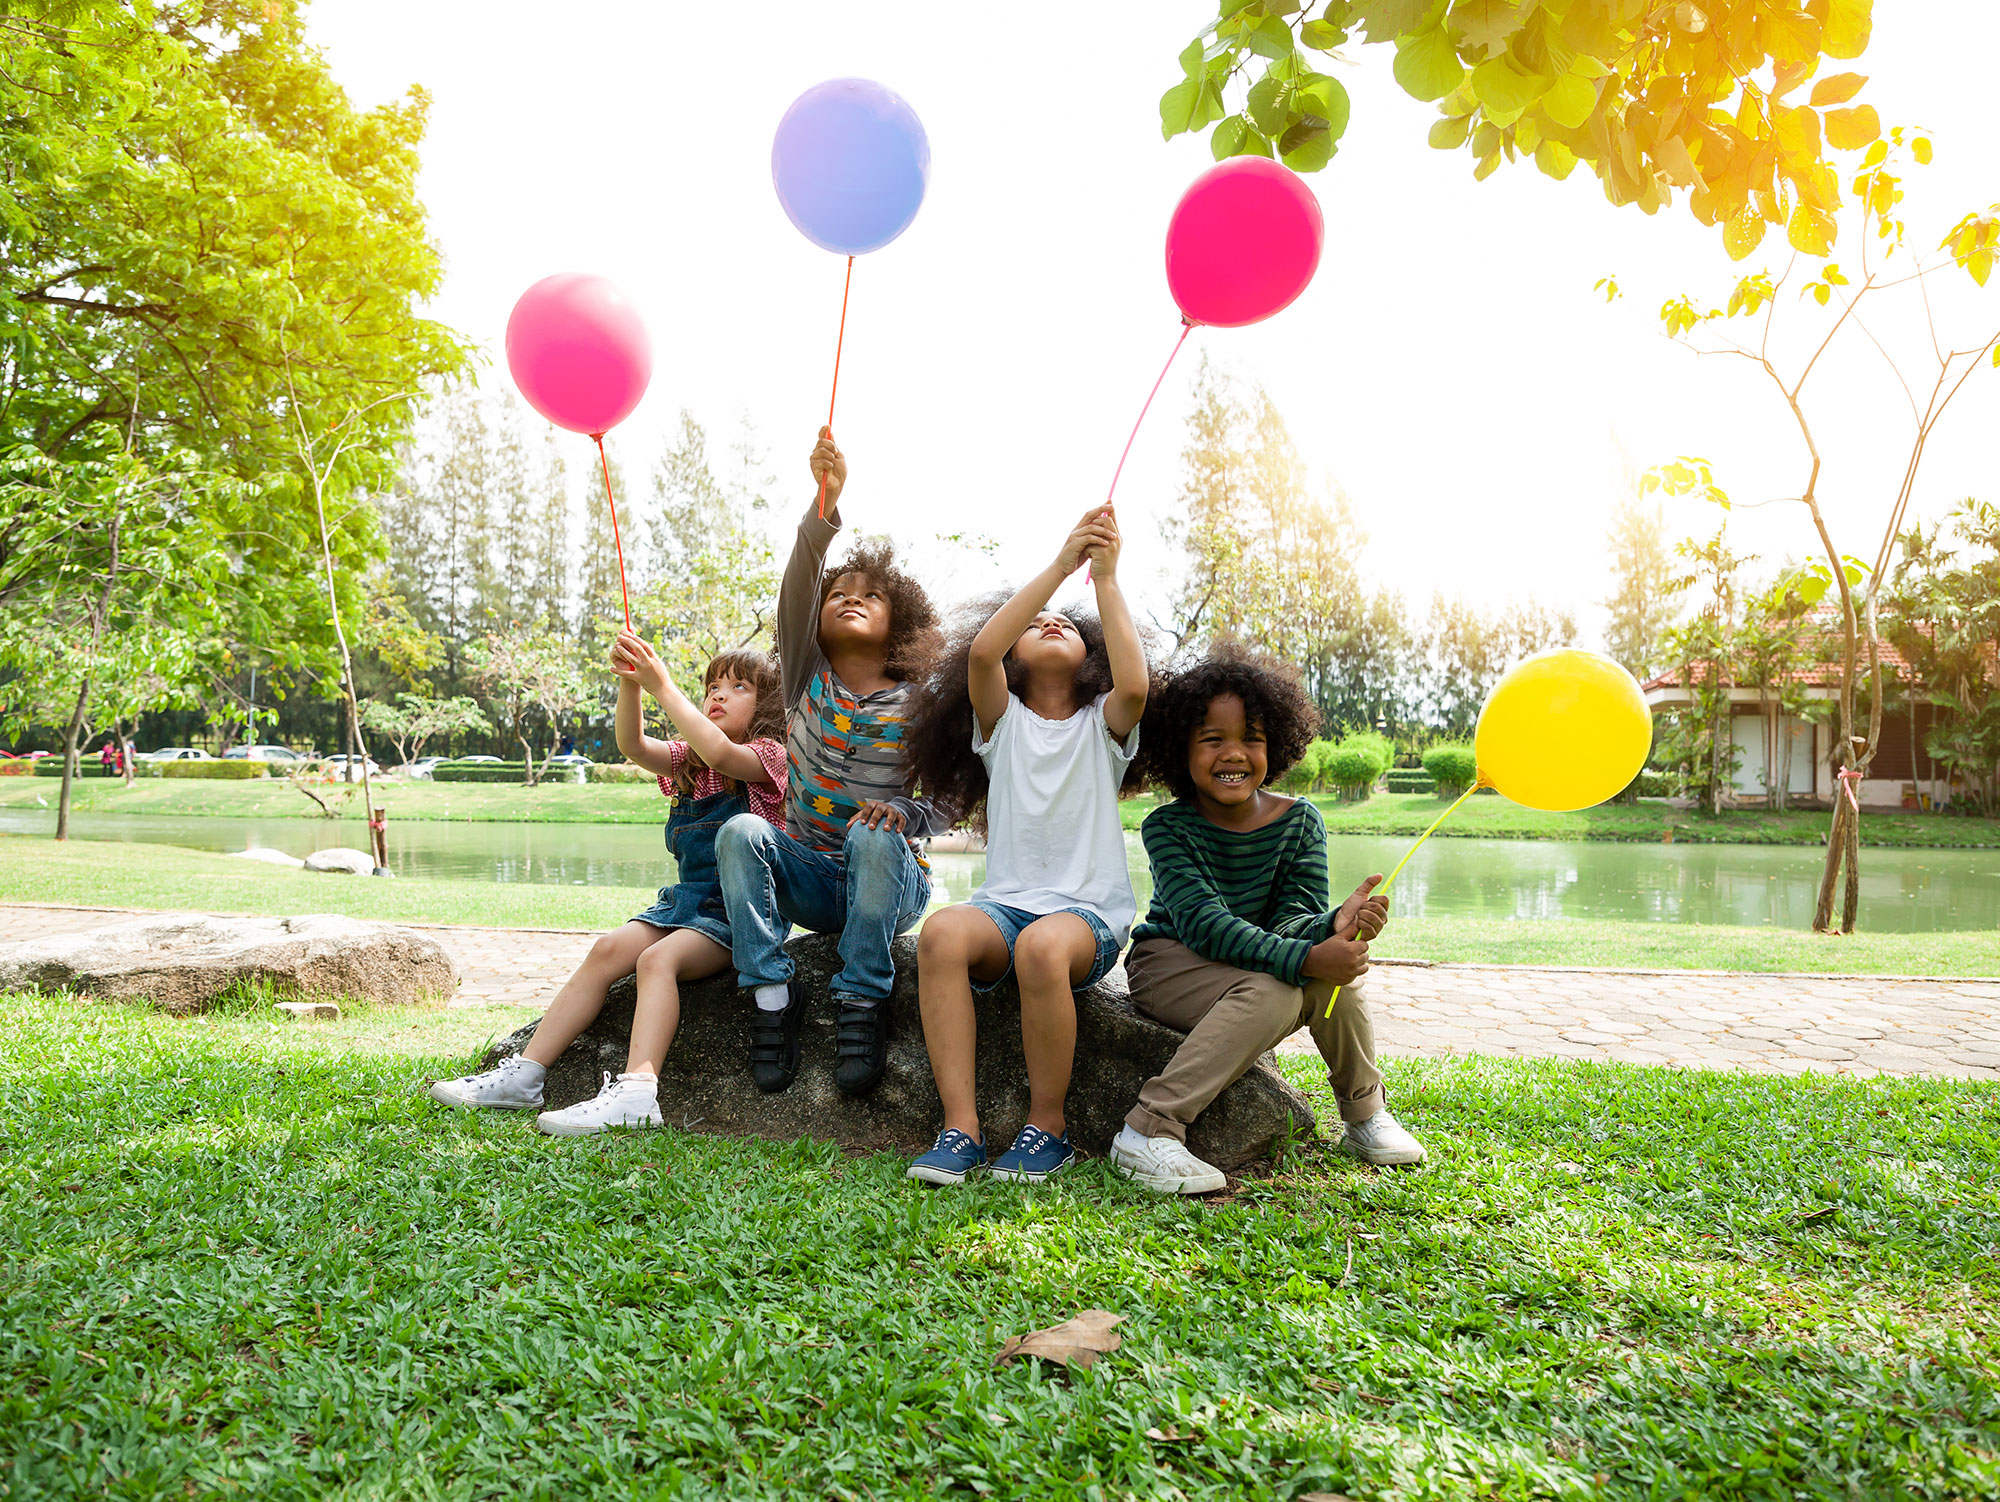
xmin=816 ymin=254 xmax=856 ymax=520
xmin=593 ymin=433 xmax=633 ymax=632
xmin=1323 ymin=778 xmax=1484 ymax=1020
xmin=1087 ymin=316 xmax=1195 ymax=582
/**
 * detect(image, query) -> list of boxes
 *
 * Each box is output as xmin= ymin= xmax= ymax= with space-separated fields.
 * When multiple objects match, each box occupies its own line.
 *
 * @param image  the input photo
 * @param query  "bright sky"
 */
xmin=308 ymin=2 xmax=2000 ymax=645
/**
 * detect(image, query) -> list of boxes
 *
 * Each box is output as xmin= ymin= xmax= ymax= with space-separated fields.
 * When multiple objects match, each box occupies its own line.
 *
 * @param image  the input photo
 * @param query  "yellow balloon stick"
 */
xmin=1323 ymin=779 xmax=1483 ymax=1020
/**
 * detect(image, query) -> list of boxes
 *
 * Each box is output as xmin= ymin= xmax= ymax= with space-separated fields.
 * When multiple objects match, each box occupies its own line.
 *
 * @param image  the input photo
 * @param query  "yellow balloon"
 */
xmin=1474 ymin=649 xmax=1652 ymax=813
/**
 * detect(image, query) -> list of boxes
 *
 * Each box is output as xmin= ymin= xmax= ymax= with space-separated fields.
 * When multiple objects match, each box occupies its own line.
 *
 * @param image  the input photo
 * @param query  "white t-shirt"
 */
xmin=971 ymin=692 xmax=1140 ymax=944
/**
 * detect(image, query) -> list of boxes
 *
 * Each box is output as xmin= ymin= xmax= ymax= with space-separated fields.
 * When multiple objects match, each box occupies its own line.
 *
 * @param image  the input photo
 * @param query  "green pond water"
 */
xmin=6 ymin=810 xmax=1997 ymax=933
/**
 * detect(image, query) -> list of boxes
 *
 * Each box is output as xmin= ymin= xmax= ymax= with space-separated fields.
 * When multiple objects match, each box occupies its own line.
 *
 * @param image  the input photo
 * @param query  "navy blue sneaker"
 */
xmin=989 ymin=1124 xmax=1074 ymax=1184
xmin=907 ymin=1128 xmax=986 ymax=1186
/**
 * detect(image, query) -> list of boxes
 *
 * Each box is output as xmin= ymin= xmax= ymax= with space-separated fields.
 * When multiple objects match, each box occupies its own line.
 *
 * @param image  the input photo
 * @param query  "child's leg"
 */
xmin=1123 ymin=940 xmax=1304 ymax=1143
xmin=1303 ymin=976 xmax=1386 ymax=1124
xmin=627 ymin=929 xmax=733 ymax=1076
xmin=523 ymin=921 xmax=668 ymax=1068
xmin=915 ymin=905 xmax=1012 ymax=1138
xmin=832 ymin=821 xmax=931 ymax=1002
xmin=1010 ymin=914 xmax=1101 ymax=1136
xmin=715 ymin=814 xmax=844 ymax=988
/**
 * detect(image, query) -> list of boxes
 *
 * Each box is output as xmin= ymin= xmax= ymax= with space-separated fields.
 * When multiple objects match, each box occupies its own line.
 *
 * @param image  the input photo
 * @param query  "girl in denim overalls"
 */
xmin=429 ymin=639 xmax=787 ymax=1135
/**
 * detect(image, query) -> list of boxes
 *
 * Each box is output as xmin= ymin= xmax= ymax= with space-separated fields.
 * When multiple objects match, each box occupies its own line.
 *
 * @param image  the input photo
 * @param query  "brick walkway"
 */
xmin=4 ymin=904 xmax=1996 ymax=1082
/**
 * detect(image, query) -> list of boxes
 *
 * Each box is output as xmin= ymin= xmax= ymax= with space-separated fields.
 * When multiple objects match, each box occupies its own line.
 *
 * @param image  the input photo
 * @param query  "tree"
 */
xmin=1161 ymin=0 xmax=1881 ymax=261
xmin=360 ymin=693 xmax=490 ymax=766
xmin=466 ymin=625 xmax=593 ymax=786
xmin=1655 ymin=516 xmax=1749 ymax=815
xmin=1649 ymin=131 xmax=1998 ymax=930
xmin=1887 ymin=500 xmax=2000 ymax=815
xmin=1602 ymin=491 xmax=1678 ymax=680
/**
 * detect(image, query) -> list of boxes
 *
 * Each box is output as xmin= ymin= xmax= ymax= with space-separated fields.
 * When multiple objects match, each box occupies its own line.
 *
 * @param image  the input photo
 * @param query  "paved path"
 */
xmin=4 ymin=904 xmax=1996 ymax=1082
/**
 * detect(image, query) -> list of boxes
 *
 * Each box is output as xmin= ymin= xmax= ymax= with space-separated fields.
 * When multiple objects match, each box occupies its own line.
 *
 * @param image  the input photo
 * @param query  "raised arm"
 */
xmin=775 ymin=429 xmax=846 ymax=708
xmin=965 ymin=506 xmax=1119 ymax=737
xmin=1084 ymin=506 xmax=1147 ymax=738
xmin=612 ymin=632 xmax=771 ymax=785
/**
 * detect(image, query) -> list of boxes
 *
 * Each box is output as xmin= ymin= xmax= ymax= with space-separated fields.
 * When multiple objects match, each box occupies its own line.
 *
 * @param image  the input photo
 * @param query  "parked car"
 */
xmin=319 ymin=754 xmax=383 ymax=779
xmin=403 ymin=756 xmax=447 ymax=780
xmin=546 ymin=752 xmax=594 ymax=767
xmin=455 ymin=754 xmax=504 ymax=764
xmin=141 ymin=747 xmax=213 ymax=762
xmin=223 ymin=745 xmax=305 ymax=762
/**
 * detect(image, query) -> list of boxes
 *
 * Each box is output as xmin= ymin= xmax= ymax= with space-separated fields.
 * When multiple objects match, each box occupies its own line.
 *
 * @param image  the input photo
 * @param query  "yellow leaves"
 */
xmin=1540 ymin=71 xmax=1597 ymax=129
xmin=1394 ymin=26 xmax=1467 ymax=102
xmin=1770 ymin=104 xmax=1820 ymax=161
xmin=1760 ymin=6 xmax=1823 ymax=64
xmin=1941 ymin=209 xmax=2000 ymax=287
xmin=1654 ymin=132 xmax=1701 ymax=188
xmin=1913 ymin=135 xmax=1933 ymax=165
xmin=1820 ymin=0 xmax=1873 ymax=60
xmin=1428 ymin=114 xmax=1472 ymax=150
xmin=1808 ymin=72 xmax=1866 ymax=107
xmin=1724 ymin=206 xmax=1767 ymax=260
xmin=1659 ymin=295 xmax=1705 ymax=338
xmin=1725 ymin=272 xmax=1776 ymax=317
xmin=1470 ymin=55 xmax=1551 ymax=113
xmin=1535 ymin=139 xmax=1578 ymax=179
xmin=1594 ymin=275 xmax=1622 ymax=303
xmin=1824 ymin=105 xmax=1880 ymax=152
xmin=1787 ymin=202 xmax=1836 ymax=256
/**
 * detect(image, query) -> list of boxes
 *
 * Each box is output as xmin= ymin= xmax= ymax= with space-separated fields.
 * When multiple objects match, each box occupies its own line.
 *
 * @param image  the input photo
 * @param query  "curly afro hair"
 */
xmin=902 ymin=592 xmax=1149 ymax=830
xmin=1136 ymin=645 xmax=1321 ymax=803
xmin=819 ymin=536 xmax=942 ymax=687
xmin=672 ymin=647 xmax=786 ymax=799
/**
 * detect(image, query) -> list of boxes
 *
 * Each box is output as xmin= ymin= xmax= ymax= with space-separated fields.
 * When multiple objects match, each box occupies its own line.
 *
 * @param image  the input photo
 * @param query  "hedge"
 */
xmin=159 ymin=760 xmax=270 ymax=779
xmin=1321 ymin=746 xmax=1381 ymax=800
xmin=432 ymin=761 xmax=533 ymax=784
xmin=30 ymin=761 xmax=118 ymax=778
xmin=587 ymin=763 xmax=656 ymax=784
xmin=1422 ymin=743 xmax=1478 ymax=796
xmin=1383 ymin=769 xmax=1437 ymax=794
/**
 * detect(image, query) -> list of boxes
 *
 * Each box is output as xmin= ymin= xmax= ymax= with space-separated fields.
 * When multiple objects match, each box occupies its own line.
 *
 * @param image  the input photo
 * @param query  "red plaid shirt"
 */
xmin=655 ymin=737 xmax=787 ymax=828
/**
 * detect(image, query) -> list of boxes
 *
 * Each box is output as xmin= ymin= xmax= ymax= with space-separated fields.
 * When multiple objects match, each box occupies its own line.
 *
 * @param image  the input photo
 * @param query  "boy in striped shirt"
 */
xmin=715 ymin=429 xmax=946 ymax=1098
xmin=1110 ymin=649 xmax=1426 ymax=1194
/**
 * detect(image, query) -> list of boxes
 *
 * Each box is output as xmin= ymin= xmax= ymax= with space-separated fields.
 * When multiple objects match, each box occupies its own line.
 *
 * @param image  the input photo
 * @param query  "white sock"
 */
xmin=1115 ymin=1124 xmax=1151 ymax=1153
xmin=508 ymin=1058 xmax=547 ymax=1082
xmin=753 ymin=983 xmax=791 ymax=1013
xmin=616 ymin=1071 xmax=658 ymax=1093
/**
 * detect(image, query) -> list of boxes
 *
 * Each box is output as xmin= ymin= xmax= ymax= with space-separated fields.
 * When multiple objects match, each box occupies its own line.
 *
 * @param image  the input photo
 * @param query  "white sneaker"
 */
xmin=1340 ymin=1108 xmax=1425 ymax=1166
xmin=535 ymin=1073 xmax=663 ymax=1137
xmin=428 ymin=1054 xmax=544 ymax=1110
xmin=1109 ymin=1128 xmax=1227 ymax=1195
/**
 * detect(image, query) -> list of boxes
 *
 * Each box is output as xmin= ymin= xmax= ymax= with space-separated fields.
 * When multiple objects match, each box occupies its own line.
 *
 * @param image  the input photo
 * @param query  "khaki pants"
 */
xmin=1123 ymin=938 xmax=1384 ymax=1142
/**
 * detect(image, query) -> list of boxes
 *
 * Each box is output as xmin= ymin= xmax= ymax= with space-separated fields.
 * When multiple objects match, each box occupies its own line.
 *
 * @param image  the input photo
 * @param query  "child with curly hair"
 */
xmin=900 ymin=504 xmax=1149 ymax=1185
xmin=428 ymin=638 xmax=786 ymax=1134
xmin=715 ymin=429 xmax=948 ymax=1099
xmin=1110 ymin=648 xmax=1424 ymax=1194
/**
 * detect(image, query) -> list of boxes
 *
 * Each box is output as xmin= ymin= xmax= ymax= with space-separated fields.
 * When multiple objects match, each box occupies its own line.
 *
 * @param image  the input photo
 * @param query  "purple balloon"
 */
xmin=504 ymin=274 xmax=652 ymax=437
xmin=772 ymin=78 xmax=930 ymax=256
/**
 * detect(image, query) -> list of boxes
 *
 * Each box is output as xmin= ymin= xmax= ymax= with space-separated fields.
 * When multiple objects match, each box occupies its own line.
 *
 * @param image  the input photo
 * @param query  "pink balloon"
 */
xmin=505 ymin=274 xmax=652 ymax=436
xmin=1164 ymin=158 xmax=1324 ymax=328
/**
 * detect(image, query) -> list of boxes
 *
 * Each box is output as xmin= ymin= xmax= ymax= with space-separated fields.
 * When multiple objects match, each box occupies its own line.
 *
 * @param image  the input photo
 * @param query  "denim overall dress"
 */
xmin=631 ymin=786 xmax=743 ymax=947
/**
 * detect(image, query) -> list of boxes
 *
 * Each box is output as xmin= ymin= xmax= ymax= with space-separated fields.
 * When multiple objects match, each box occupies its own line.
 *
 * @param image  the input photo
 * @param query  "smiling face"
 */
xmin=1009 ymin=611 xmax=1087 ymax=678
xmin=818 ymin=571 xmax=892 ymax=654
xmin=1187 ymin=693 xmax=1269 ymax=813
xmin=701 ymin=670 xmax=760 ymax=743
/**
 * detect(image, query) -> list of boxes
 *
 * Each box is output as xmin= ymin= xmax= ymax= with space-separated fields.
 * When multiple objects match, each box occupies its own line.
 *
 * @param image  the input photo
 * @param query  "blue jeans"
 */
xmin=965 ymin=901 xmax=1120 ymax=993
xmin=715 ymin=814 xmax=931 ymax=1003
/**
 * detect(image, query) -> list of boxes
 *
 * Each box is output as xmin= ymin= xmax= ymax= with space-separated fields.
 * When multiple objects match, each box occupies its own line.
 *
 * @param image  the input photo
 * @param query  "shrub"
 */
xmin=1275 ymin=738 xmax=1332 ymax=792
xmin=587 ymin=762 xmax=656 ymax=785
xmin=1341 ymin=731 xmax=1396 ymax=777
xmin=431 ymin=760 xmax=532 ymax=784
xmin=1423 ymin=743 xmax=1477 ymax=797
xmin=30 ymin=760 xmax=123 ymax=778
xmin=1383 ymin=769 xmax=1437 ymax=794
xmin=1611 ymin=768 xmax=1676 ymax=803
xmin=0 ymin=759 xmax=37 ymax=777
xmin=160 ymin=759 xmax=269 ymax=779
xmin=1321 ymin=746 xmax=1380 ymax=800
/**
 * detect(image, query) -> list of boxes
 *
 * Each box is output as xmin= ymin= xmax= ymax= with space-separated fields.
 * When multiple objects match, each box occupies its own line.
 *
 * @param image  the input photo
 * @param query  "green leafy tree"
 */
xmin=466 ymin=624 xmax=593 ymax=786
xmin=1162 ymin=0 xmax=1881 ymax=260
xmin=1602 ymin=490 xmax=1678 ymax=681
xmin=1655 ymin=515 xmax=1749 ymax=816
xmin=359 ymin=693 xmax=490 ymax=767
xmin=1887 ymin=500 xmax=2000 ymax=815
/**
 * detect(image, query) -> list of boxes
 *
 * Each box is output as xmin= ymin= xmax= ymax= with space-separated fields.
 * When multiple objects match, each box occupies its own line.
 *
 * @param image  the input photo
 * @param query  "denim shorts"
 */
xmin=966 ymin=900 xmax=1120 ymax=993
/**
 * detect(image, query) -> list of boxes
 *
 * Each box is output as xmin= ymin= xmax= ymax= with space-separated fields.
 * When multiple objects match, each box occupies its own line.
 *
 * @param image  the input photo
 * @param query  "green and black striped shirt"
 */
xmin=1129 ymin=796 xmax=1337 ymax=985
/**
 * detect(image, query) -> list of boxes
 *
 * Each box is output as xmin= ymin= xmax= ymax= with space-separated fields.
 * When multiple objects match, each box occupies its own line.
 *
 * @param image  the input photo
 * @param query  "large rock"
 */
xmin=0 ymin=914 xmax=459 ymax=1014
xmin=482 ymin=933 xmax=1312 ymax=1169
xmin=304 ymin=847 xmax=376 ymax=875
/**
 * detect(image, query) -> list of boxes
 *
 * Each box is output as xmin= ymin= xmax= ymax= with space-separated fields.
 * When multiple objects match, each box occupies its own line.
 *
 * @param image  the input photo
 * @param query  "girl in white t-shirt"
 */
xmin=901 ymin=506 xmax=1150 ymax=1185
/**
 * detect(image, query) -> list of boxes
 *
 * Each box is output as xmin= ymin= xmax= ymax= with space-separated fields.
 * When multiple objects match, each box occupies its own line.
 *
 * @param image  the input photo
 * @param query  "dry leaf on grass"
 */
xmin=1145 ymin=1425 xmax=1196 ymax=1443
xmin=992 ymin=1309 xmax=1124 ymax=1369
xmin=1300 ymin=1493 xmax=1355 ymax=1502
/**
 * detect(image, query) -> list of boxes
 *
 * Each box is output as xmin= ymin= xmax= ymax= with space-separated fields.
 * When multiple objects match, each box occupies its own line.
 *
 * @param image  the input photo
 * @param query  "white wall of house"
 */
xmin=1730 ymin=713 xmax=1815 ymax=798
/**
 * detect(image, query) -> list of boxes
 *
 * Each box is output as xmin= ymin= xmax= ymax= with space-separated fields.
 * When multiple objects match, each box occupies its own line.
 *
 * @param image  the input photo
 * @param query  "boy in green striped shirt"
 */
xmin=1109 ymin=649 xmax=1426 ymax=1194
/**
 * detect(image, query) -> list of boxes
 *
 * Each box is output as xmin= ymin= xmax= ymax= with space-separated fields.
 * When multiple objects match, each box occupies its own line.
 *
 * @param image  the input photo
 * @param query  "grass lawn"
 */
xmin=3 ymin=990 xmax=1995 ymax=1500
xmin=10 ymin=777 xmax=1997 ymax=849
xmin=5 ymin=835 xmax=1995 ymax=977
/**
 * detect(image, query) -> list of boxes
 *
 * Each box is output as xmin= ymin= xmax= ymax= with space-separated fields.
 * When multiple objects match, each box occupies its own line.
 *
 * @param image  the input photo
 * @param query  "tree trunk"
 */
xmin=55 ymin=500 xmax=121 ymax=842
xmin=1840 ymin=802 xmax=1861 ymax=933
xmin=118 ymin=725 xmax=135 ymax=788
xmin=1812 ymin=790 xmax=1848 ymax=932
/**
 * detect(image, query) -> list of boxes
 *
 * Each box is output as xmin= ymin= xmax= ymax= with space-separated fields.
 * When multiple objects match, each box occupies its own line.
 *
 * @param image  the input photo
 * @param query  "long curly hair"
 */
xmin=674 ymin=648 xmax=785 ymax=798
xmin=903 ymin=592 xmax=1148 ymax=830
xmin=818 ymin=537 xmax=942 ymax=686
xmin=1136 ymin=645 xmax=1321 ymax=803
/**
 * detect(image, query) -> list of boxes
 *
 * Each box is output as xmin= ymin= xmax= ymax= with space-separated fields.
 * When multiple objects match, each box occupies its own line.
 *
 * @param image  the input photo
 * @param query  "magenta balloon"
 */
xmin=505 ymin=273 xmax=653 ymax=436
xmin=1163 ymin=158 xmax=1325 ymax=329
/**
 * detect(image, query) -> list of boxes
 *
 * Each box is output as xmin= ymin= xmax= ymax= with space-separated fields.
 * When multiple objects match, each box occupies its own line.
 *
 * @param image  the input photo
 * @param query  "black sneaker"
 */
xmin=747 ymin=996 xmax=803 ymax=1094
xmin=833 ymin=1000 xmax=889 ymax=1096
